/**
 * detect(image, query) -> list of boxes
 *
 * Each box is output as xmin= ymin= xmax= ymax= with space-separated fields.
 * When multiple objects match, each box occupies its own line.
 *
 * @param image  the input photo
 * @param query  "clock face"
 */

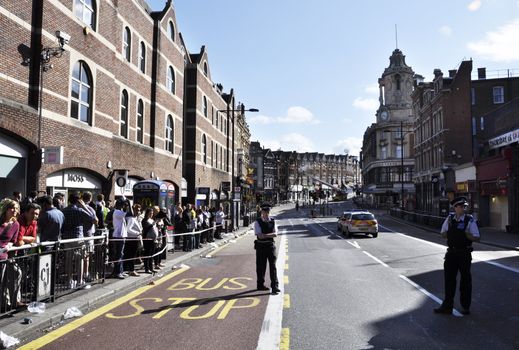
xmin=380 ymin=111 xmax=388 ymax=121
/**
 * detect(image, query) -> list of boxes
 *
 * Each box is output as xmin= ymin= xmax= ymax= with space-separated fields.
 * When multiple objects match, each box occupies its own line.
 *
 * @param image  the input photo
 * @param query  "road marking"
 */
xmin=19 ymin=267 xmax=190 ymax=350
xmin=347 ymin=241 xmax=360 ymax=249
xmin=399 ymin=275 xmax=463 ymax=317
xmin=257 ymin=234 xmax=286 ymax=350
xmin=363 ymin=251 xmax=389 ymax=267
xmin=284 ymin=276 xmax=289 ymax=285
xmin=280 ymin=328 xmax=290 ymax=350
xmin=284 ymin=294 xmax=290 ymax=309
xmin=380 ymin=224 xmax=519 ymax=275
xmin=285 ymin=263 xmax=289 ymax=270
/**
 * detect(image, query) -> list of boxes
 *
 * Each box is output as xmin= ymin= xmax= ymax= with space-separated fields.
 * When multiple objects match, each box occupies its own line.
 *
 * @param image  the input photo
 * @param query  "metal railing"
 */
xmin=390 ymin=208 xmax=445 ymax=228
xmin=0 ymin=230 xmax=107 ymax=317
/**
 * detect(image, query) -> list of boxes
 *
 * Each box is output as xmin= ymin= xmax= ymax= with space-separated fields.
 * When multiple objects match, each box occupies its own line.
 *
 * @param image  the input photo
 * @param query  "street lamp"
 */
xmin=218 ymin=105 xmax=259 ymax=230
xmin=36 ymin=31 xmax=70 ymax=191
xmin=383 ymin=120 xmax=413 ymax=210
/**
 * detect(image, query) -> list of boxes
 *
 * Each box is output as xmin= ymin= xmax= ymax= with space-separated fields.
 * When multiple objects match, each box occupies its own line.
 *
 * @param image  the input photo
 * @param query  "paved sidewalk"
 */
xmin=0 ymin=203 xmax=294 ymax=345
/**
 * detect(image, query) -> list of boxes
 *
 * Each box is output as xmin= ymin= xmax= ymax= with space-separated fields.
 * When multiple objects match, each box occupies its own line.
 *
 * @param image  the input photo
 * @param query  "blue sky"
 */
xmin=148 ymin=0 xmax=519 ymax=157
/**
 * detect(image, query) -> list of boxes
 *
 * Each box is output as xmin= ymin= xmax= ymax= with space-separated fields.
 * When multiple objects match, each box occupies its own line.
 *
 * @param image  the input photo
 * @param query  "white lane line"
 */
xmin=256 ymin=234 xmax=287 ymax=350
xmin=399 ymin=275 xmax=463 ymax=317
xmin=363 ymin=250 xmax=389 ymax=267
xmin=347 ymin=241 xmax=360 ymax=249
xmin=380 ymin=224 xmax=519 ymax=275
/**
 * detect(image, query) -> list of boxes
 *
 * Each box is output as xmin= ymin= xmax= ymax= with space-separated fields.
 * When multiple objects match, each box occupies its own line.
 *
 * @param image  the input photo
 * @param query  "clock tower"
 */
xmin=376 ymin=49 xmax=415 ymax=124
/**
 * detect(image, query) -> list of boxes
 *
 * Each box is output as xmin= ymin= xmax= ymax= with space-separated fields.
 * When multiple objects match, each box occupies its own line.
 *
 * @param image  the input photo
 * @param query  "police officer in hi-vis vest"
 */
xmin=434 ymin=196 xmax=480 ymax=315
xmin=254 ymin=204 xmax=281 ymax=295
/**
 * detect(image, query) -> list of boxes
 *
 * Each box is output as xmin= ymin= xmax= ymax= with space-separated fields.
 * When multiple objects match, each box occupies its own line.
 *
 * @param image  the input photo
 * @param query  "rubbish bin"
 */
xmin=243 ymin=215 xmax=250 ymax=227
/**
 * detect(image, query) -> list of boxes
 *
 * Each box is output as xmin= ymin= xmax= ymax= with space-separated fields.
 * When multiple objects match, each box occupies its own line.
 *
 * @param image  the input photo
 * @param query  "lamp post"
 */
xmin=383 ymin=120 xmax=412 ymax=210
xmin=218 ymin=105 xmax=258 ymax=230
xmin=36 ymin=31 xmax=69 ymax=191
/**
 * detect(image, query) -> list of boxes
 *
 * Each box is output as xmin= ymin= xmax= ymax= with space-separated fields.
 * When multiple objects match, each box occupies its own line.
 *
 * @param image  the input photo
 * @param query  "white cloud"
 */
xmin=467 ymin=18 xmax=519 ymax=62
xmin=263 ymin=133 xmax=315 ymax=153
xmin=468 ymin=0 xmax=482 ymax=11
xmin=364 ymin=83 xmax=379 ymax=95
xmin=353 ymin=97 xmax=379 ymax=112
xmin=439 ymin=25 xmax=453 ymax=37
xmin=333 ymin=137 xmax=363 ymax=158
xmin=248 ymin=106 xmax=320 ymax=125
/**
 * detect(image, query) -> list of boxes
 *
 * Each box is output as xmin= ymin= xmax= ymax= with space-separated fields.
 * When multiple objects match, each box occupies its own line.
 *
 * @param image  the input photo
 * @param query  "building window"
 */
xmin=480 ymin=117 xmax=484 ymax=131
xmin=166 ymin=115 xmax=174 ymax=153
xmin=167 ymin=21 xmax=175 ymax=42
xmin=123 ymin=27 xmax=131 ymax=62
xmin=211 ymin=106 xmax=214 ymax=125
xmin=120 ymin=90 xmax=129 ymax=138
xmin=215 ymin=111 xmax=219 ymax=128
xmin=139 ymin=42 xmax=146 ymax=73
xmin=70 ymin=61 xmax=92 ymax=125
xmin=203 ymin=96 xmax=208 ymax=117
xmin=137 ymin=99 xmax=144 ymax=143
xmin=211 ymin=141 xmax=214 ymax=167
xmin=493 ymin=86 xmax=504 ymax=104
xmin=74 ymin=0 xmax=96 ymax=30
xmin=215 ymin=145 xmax=218 ymax=169
xmin=472 ymin=117 xmax=476 ymax=136
xmin=396 ymin=145 xmax=402 ymax=158
xmin=381 ymin=146 xmax=387 ymax=160
xmin=203 ymin=61 xmax=208 ymax=77
xmin=471 ymin=87 xmax=475 ymax=105
xmin=167 ymin=66 xmax=175 ymax=94
xmin=202 ymin=134 xmax=207 ymax=164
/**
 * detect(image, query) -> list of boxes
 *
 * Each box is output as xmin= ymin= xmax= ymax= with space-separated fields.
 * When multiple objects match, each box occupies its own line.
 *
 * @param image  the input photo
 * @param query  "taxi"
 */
xmin=337 ymin=211 xmax=354 ymax=232
xmin=344 ymin=212 xmax=378 ymax=238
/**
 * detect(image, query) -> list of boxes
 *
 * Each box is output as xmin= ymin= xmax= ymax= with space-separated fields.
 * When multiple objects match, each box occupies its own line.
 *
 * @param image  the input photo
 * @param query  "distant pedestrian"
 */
xmin=38 ymin=195 xmax=64 ymax=244
xmin=12 ymin=191 xmax=22 ymax=203
xmin=124 ymin=204 xmax=142 ymax=277
xmin=254 ymin=204 xmax=280 ymax=295
xmin=141 ymin=208 xmax=158 ymax=274
xmin=215 ymin=206 xmax=225 ymax=239
xmin=434 ymin=196 xmax=480 ymax=315
xmin=111 ymin=199 xmax=128 ymax=279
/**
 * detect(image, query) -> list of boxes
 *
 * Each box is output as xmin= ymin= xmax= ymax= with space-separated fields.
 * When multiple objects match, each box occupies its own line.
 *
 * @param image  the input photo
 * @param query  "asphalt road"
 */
xmin=18 ymin=201 xmax=519 ymax=350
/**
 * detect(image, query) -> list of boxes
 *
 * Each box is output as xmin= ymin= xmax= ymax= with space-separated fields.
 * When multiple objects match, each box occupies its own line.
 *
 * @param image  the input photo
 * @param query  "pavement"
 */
xmin=0 ymin=203 xmax=294 ymax=345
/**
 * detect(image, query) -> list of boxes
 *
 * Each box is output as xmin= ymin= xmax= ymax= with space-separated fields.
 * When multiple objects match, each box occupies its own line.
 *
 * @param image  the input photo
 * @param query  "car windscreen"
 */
xmin=351 ymin=213 xmax=374 ymax=220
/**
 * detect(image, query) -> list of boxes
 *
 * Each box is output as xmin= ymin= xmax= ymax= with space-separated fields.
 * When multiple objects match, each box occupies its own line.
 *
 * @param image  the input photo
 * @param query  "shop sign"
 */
xmin=456 ymin=182 xmax=468 ymax=192
xmin=43 ymin=146 xmax=64 ymax=165
xmin=37 ymin=254 xmax=52 ymax=299
xmin=116 ymin=177 xmax=139 ymax=197
xmin=489 ymin=128 xmax=519 ymax=149
xmin=61 ymin=170 xmax=102 ymax=189
xmin=181 ymin=178 xmax=188 ymax=197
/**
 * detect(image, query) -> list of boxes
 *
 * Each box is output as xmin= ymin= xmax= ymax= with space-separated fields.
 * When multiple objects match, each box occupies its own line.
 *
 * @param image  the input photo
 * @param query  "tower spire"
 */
xmin=395 ymin=24 xmax=398 ymax=49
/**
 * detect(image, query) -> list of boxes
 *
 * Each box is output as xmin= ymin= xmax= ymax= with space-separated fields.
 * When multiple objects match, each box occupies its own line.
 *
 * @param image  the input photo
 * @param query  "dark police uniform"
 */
xmin=435 ymin=196 xmax=480 ymax=314
xmin=254 ymin=211 xmax=279 ymax=293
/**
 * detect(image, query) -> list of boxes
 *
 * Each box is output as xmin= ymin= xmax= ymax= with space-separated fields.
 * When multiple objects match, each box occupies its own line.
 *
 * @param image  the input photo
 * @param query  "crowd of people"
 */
xmin=0 ymin=190 xmax=229 ymax=311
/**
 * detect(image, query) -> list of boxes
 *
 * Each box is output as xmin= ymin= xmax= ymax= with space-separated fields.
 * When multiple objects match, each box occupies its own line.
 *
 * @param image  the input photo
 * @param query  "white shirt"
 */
xmin=112 ymin=209 xmax=128 ymax=238
xmin=126 ymin=216 xmax=142 ymax=238
xmin=440 ymin=213 xmax=480 ymax=238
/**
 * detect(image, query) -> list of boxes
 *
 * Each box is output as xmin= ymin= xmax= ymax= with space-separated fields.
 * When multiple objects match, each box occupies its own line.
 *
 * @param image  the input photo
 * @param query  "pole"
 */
xmin=401 ymin=120 xmax=404 ymax=210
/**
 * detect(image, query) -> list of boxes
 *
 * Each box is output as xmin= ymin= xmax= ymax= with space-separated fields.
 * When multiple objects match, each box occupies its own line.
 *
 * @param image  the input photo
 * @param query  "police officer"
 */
xmin=254 ymin=204 xmax=281 ymax=295
xmin=434 ymin=196 xmax=480 ymax=315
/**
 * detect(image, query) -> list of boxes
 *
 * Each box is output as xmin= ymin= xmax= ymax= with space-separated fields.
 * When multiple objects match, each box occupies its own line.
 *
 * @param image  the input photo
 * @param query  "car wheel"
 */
xmin=372 ymin=232 xmax=378 ymax=238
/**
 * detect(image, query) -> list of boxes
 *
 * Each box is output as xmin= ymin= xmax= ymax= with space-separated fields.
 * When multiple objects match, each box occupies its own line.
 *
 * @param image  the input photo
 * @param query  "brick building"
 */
xmin=0 ymin=0 xmax=186 ymax=204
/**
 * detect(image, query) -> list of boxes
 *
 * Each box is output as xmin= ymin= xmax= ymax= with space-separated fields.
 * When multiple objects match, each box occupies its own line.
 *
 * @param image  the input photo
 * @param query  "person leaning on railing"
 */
xmin=37 ymin=195 xmax=64 ymax=247
xmin=0 ymin=198 xmax=24 ymax=309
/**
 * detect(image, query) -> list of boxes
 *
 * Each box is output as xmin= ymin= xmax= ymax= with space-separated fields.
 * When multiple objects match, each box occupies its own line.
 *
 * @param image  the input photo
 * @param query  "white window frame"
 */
xmin=165 ymin=115 xmax=174 ymax=153
xmin=493 ymin=86 xmax=504 ymax=104
xmin=167 ymin=21 xmax=175 ymax=42
xmin=123 ymin=27 xmax=131 ymax=62
xmin=167 ymin=66 xmax=175 ymax=94
xmin=139 ymin=42 xmax=146 ymax=74
xmin=74 ymin=0 xmax=96 ymax=30
xmin=136 ymin=99 xmax=144 ymax=144
xmin=202 ymin=134 xmax=207 ymax=164
xmin=120 ymin=90 xmax=129 ymax=138
xmin=70 ymin=61 xmax=92 ymax=125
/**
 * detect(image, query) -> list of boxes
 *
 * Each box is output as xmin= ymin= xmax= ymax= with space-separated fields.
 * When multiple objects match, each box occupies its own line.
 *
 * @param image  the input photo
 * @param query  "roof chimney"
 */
xmin=478 ymin=68 xmax=486 ymax=80
xmin=433 ymin=69 xmax=443 ymax=79
xmin=448 ymin=70 xmax=457 ymax=78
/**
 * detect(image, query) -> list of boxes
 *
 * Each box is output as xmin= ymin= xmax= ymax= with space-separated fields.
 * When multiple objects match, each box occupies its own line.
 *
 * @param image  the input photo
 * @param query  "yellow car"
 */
xmin=344 ymin=212 xmax=378 ymax=238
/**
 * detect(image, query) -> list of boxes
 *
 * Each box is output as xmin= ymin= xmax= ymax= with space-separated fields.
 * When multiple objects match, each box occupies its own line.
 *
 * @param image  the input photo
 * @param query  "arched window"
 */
xmin=203 ymin=96 xmax=208 ymax=117
xmin=139 ymin=42 xmax=146 ymax=73
xmin=165 ymin=115 xmax=174 ymax=153
xmin=123 ymin=27 xmax=131 ymax=62
xmin=70 ymin=61 xmax=92 ymax=125
xmin=167 ymin=21 xmax=175 ymax=42
xmin=167 ymin=66 xmax=175 ymax=94
xmin=120 ymin=90 xmax=129 ymax=138
xmin=74 ymin=0 xmax=96 ymax=30
xmin=137 ymin=99 xmax=144 ymax=144
xmin=202 ymin=134 xmax=207 ymax=164
xmin=203 ymin=61 xmax=208 ymax=77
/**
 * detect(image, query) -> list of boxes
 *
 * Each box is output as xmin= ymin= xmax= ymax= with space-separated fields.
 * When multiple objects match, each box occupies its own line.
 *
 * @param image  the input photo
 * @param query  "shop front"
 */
xmin=195 ymin=187 xmax=210 ymax=207
xmin=114 ymin=176 xmax=141 ymax=202
xmin=0 ymin=132 xmax=29 ymax=199
xmin=46 ymin=169 xmax=105 ymax=204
